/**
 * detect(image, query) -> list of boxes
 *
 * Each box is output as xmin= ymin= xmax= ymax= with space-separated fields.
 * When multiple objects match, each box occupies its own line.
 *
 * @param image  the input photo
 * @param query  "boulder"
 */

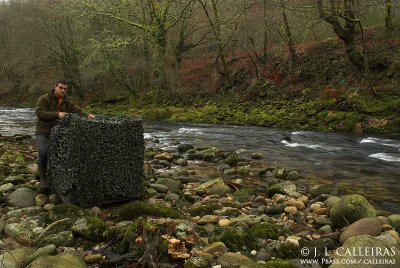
xmin=324 ymin=196 xmax=342 ymax=210
xmin=230 ymin=215 xmax=263 ymax=227
xmin=71 ymin=216 xmax=106 ymax=241
xmin=29 ymin=253 xmax=86 ymax=268
xmin=6 ymin=187 xmax=37 ymax=208
xmin=197 ymin=215 xmax=219 ymax=225
xmin=38 ymin=231 xmax=75 ymax=247
xmin=202 ymin=242 xmax=227 ymax=255
xmin=267 ymin=182 xmax=300 ymax=197
xmin=309 ymin=184 xmax=337 ymax=197
xmin=3 ymin=175 xmax=26 ymax=184
xmin=0 ymin=183 xmax=14 ymax=193
xmin=155 ymin=177 xmax=183 ymax=193
xmin=274 ymin=168 xmax=288 ymax=179
xmin=194 ymin=178 xmax=229 ymax=196
xmin=4 ymin=223 xmax=36 ymax=246
xmin=20 ymin=244 xmax=57 ymax=267
xmin=178 ymin=144 xmax=194 ymax=153
xmin=0 ymin=247 xmax=35 ymax=268
xmin=184 ymin=257 xmax=208 ymax=268
xmin=388 ymin=214 xmax=400 ymax=229
xmin=37 ymin=218 xmax=73 ymax=242
xmin=330 ymin=194 xmax=376 ymax=227
xmin=330 ymin=235 xmax=400 ymax=268
xmin=6 ymin=206 xmax=43 ymax=219
xmin=216 ymin=252 xmax=261 ymax=268
xmin=154 ymin=152 xmax=174 ymax=162
xmin=35 ymin=194 xmax=48 ymax=207
xmin=286 ymin=171 xmax=299 ymax=180
xmin=339 ymin=218 xmax=382 ymax=244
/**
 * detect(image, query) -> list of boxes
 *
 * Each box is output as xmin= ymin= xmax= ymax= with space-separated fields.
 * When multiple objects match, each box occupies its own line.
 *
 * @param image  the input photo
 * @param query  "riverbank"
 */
xmin=85 ymin=92 xmax=400 ymax=135
xmin=1 ymin=134 xmax=400 ymax=267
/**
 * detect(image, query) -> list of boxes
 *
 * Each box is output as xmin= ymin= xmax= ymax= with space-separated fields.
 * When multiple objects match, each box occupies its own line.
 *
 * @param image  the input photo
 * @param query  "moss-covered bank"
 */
xmin=86 ymin=92 xmax=400 ymax=134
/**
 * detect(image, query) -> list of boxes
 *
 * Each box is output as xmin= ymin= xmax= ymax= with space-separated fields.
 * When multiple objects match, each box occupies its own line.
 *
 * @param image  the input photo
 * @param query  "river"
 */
xmin=1 ymin=107 xmax=400 ymax=212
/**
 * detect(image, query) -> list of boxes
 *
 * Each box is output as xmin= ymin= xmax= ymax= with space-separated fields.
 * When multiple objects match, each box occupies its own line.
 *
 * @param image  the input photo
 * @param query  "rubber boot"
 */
xmin=38 ymin=164 xmax=49 ymax=189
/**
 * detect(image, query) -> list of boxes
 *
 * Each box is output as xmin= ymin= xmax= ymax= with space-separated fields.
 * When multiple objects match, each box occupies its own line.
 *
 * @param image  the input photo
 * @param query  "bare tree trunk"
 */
xmin=198 ymin=0 xmax=233 ymax=90
xmin=316 ymin=0 xmax=364 ymax=70
xmin=385 ymin=0 xmax=394 ymax=32
xmin=280 ymin=1 xmax=297 ymax=64
xmin=57 ymin=20 xmax=84 ymax=100
xmin=263 ymin=0 xmax=268 ymax=61
xmin=152 ymin=39 xmax=167 ymax=90
xmin=141 ymin=0 xmax=151 ymax=86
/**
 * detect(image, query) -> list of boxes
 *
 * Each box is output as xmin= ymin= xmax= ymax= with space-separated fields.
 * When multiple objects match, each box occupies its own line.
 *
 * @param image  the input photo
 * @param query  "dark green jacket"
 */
xmin=36 ymin=91 xmax=85 ymax=136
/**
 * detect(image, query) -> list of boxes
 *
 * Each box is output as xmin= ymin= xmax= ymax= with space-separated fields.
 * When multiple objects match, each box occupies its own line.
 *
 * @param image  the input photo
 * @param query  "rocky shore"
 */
xmin=0 ymin=134 xmax=400 ymax=268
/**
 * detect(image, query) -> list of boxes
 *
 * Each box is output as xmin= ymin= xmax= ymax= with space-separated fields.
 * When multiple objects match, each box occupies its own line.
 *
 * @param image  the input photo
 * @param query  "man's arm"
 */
xmin=36 ymin=96 xmax=59 ymax=121
xmin=69 ymin=101 xmax=95 ymax=119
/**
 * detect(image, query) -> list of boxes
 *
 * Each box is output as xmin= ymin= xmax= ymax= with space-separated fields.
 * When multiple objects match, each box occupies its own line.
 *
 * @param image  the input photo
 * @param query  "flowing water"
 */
xmin=1 ymin=107 xmax=400 ymax=212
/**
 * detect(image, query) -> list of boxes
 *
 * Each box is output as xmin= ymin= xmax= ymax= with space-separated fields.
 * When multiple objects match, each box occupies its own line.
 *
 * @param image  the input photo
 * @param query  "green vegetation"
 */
xmin=234 ymin=189 xmax=255 ymax=203
xmin=214 ymin=227 xmax=258 ymax=252
xmin=249 ymin=223 xmax=289 ymax=240
xmin=189 ymin=203 xmax=222 ymax=217
xmin=118 ymin=201 xmax=184 ymax=220
xmin=46 ymin=204 xmax=87 ymax=223
xmin=265 ymin=259 xmax=297 ymax=268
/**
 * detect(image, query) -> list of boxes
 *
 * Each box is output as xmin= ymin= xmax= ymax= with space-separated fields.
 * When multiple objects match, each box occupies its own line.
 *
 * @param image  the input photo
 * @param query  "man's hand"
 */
xmin=88 ymin=114 xmax=95 ymax=119
xmin=58 ymin=112 xmax=67 ymax=119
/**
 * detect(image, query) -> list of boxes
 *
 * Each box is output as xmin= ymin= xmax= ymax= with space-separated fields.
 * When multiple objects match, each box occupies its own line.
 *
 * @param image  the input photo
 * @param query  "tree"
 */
xmin=174 ymin=0 xmax=210 ymax=65
xmin=316 ymin=0 xmax=365 ymax=70
xmin=277 ymin=0 xmax=297 ymax=64
xmin=385 ymin=0 xmax=394 ymax=32
xmin=84 ymin=0 xmax=190 ymax=89
xmin=197 ymin=0 xmax=243 ymax=89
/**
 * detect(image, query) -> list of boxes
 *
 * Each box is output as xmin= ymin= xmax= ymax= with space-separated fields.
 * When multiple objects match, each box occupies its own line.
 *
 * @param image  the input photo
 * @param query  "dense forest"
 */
xmin=1 ymin=0 xmax=400 ymax=133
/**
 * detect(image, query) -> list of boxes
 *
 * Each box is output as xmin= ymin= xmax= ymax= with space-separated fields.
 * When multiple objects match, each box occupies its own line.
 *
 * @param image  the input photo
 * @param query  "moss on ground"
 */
xmin=250 ymin=222 xmax=289 ymax=240
xmin=214 ymin=227 xmax=258 ymax=252
xmin=265 ymin=259 xmax=297 ymax=268
xmin=118 ymin=201 xmax=184 ymax=220
xmin=46 ymin=204 xmax=87 ymax=223
xmin=189 ymin=203 xmax=222 ymax=217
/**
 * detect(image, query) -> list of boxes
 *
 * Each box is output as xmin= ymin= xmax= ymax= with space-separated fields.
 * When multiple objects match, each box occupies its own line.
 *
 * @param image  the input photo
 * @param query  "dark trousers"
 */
xmin=36 ymin=134 xmax=49 ymax=188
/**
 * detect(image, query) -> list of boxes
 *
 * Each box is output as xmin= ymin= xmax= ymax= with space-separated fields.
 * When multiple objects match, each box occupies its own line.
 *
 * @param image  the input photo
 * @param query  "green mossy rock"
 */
xmin=45 ymin=204 xmax=87 ymax=223
xmin=194 ymin=178 xmax=230 ymax=195
xmin=29 ymin=253 xmax=86 ymax=268
xmin=267 ymin=182 xmax=297 ymax=196
xmin=118 ymin=217 xmax=170 ymax=262
xmin=266 ymin=241 xmax=299 ymax=259
xmin=118 ymin=201 xmax=183 ymax=220
xmin=250 ymin=222 xmax=288 ymax=240
xmin=265 ymin=259 xmax=297 ymax=268
xmin=234 ymin=188 xmax=255 ymax=202
xmin=71 ymin=216 xmax=107 ymax=241
xmin=37 ymin=231 xmax=75 ymax=248
xmin=184 ymin=256 xmax=209 ymax=268
xmin=223 ymin=153 xmax=239 ymax=166
xmin=37 ymin=218 xmax=73 ymax=242
xmin=189 ymin=203 xmax=222 ymax=217
xmin=216 ymin=252 xmax=261 ymax=268
xmin=214 ymin=227 xmax=258 ymax=252
xmin=330 ymin=194 xmax=376 ymax=227
xmin=0 ymin=247 xmax=35 ymax=268
xmin=202 ymin=241 xmax=227 ymax=255
xmin=388 ymin=214 xmax=400 ymax=229
xmin=330 ymin=235 xmax=400 ymax=268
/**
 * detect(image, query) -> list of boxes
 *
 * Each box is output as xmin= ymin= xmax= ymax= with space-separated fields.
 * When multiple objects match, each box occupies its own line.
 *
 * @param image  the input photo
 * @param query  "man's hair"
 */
xmin=55 ymin=79 xmax=68 ymax=86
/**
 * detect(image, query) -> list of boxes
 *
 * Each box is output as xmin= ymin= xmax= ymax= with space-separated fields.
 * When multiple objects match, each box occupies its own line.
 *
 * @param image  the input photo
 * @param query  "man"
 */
xmin=35 ymin=79 xmax=95 ymax=190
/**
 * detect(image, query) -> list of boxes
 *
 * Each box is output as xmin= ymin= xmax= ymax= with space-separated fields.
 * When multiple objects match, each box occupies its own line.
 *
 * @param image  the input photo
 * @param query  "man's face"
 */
xmin=54 ymin=83 xmax=68 ymax=97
